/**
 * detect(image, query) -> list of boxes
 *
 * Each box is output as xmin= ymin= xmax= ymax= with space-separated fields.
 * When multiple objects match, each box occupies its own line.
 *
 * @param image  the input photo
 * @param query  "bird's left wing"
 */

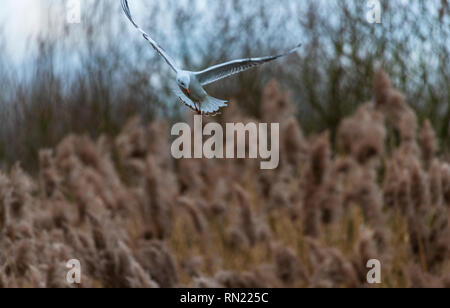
xmin=121 ymin=0 xmax=179 ymax=73
xmin=172 ymin=84 xmax=198 ymax=111
xmin=194 ymin=43 xmax=301 ymax=86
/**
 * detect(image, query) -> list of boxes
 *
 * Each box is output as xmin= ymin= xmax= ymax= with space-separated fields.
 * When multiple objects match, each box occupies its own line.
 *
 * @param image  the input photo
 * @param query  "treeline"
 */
xmin=0 ymin=0 xmax=449 ymax=170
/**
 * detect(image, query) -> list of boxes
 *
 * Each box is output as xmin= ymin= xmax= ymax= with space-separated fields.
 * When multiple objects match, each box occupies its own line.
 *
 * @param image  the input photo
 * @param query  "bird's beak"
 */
xmin=186 ymin=88 xmax=190 ymax=95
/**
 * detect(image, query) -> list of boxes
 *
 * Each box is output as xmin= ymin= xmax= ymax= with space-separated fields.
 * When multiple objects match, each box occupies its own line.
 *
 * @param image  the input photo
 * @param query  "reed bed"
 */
xmin=0 ymin=69 xmax=449 ymax=288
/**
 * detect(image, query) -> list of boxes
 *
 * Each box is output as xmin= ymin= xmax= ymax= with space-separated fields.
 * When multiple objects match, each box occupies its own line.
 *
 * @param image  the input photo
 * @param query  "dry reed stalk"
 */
xmin=419 ymin=120 xmax=438 ymax=168
xmin=0 ymin=74 xmax=449 ymax=288
xmin=301 ymin=132 xmax=331 ymax=237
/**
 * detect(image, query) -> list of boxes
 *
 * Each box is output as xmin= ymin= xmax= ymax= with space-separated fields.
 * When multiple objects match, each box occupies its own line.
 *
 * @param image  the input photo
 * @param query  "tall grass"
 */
xmin=0 ymin=1 xmax=449 ymax=171
xmin=0 ymin=71 xmax=449 ymax=288
xmin=0 ymin=1 xmax=449 ymax=288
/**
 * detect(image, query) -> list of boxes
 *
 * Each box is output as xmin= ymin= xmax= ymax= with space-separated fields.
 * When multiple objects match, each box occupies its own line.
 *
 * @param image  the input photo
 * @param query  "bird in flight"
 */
xmin=121 ymin=0 xmax=301 ymax=116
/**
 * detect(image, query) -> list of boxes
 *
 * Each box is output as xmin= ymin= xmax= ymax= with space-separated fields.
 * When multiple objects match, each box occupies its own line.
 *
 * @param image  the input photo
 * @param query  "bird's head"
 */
xmin=176 ymin=71 xmax=191 ymax=95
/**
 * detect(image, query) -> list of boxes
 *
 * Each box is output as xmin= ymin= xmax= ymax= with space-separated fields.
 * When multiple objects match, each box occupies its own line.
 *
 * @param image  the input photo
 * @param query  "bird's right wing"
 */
xmin=121 ymin=0 xmax=179 ymax=73
xmin=194 ymin=43 xmax=301 ymax=86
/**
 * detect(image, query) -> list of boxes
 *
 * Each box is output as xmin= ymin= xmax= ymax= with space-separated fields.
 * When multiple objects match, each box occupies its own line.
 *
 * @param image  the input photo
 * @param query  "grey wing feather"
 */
xmin=195 ymin=43 xmax=302 ymax=86
xmin=172 ymin=83 xmax=197 ymax=111
xmin=121 ymin=0 xmax=179 ymax=73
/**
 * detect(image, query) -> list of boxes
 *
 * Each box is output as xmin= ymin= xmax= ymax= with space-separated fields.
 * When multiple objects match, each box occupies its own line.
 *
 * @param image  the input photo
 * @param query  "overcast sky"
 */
xmin=1 ymin=0 xmax=444 ymax=65
xmin=0 ymin=0 xmax=174 ymax=63
xmin=0 ymin=0 xmax=298 ymax=62
xmin=1 ymin=0 xmax=42 ymax=61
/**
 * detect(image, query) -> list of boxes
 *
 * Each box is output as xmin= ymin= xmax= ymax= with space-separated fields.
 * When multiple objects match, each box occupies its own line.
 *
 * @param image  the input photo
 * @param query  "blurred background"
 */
xmin=1 ymin=0 xmax=450 ymax=289
xmin=0 ymin=0 xmax=449 ymax=171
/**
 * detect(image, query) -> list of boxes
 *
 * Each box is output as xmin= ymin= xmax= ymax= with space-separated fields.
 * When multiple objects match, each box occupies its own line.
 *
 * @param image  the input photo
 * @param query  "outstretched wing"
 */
xmin=172 ymin=84 xmax=198 ymax=112
xmin=121 ymin=0 xmax=179 ymax=73
xmin=194 ymin=43 xmax=301 ymax=86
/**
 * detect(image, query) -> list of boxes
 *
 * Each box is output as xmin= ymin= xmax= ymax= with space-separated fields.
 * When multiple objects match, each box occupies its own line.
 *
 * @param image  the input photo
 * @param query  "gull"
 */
xmin=121 ymin=0 xmax=301 ymax=116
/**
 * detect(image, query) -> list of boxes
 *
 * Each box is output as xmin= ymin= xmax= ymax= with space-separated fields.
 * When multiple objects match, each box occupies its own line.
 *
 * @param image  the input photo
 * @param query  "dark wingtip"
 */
xmin=292 ymin=42 xmax=302 ymax=52
xmin=274 ymin=43 xmax=302 ymax=59
xmin=283 ymin=42 xmax=302 ymax=57
xmin=121 ymin=0 xmax=139 ymax=29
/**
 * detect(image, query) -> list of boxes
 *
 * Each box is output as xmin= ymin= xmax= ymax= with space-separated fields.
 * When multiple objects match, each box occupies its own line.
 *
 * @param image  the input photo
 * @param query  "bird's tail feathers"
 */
xmin=173 ymin=84 xmax=227 ymax=116
xmin=200 ymin=95 xmax=228 ymax=116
